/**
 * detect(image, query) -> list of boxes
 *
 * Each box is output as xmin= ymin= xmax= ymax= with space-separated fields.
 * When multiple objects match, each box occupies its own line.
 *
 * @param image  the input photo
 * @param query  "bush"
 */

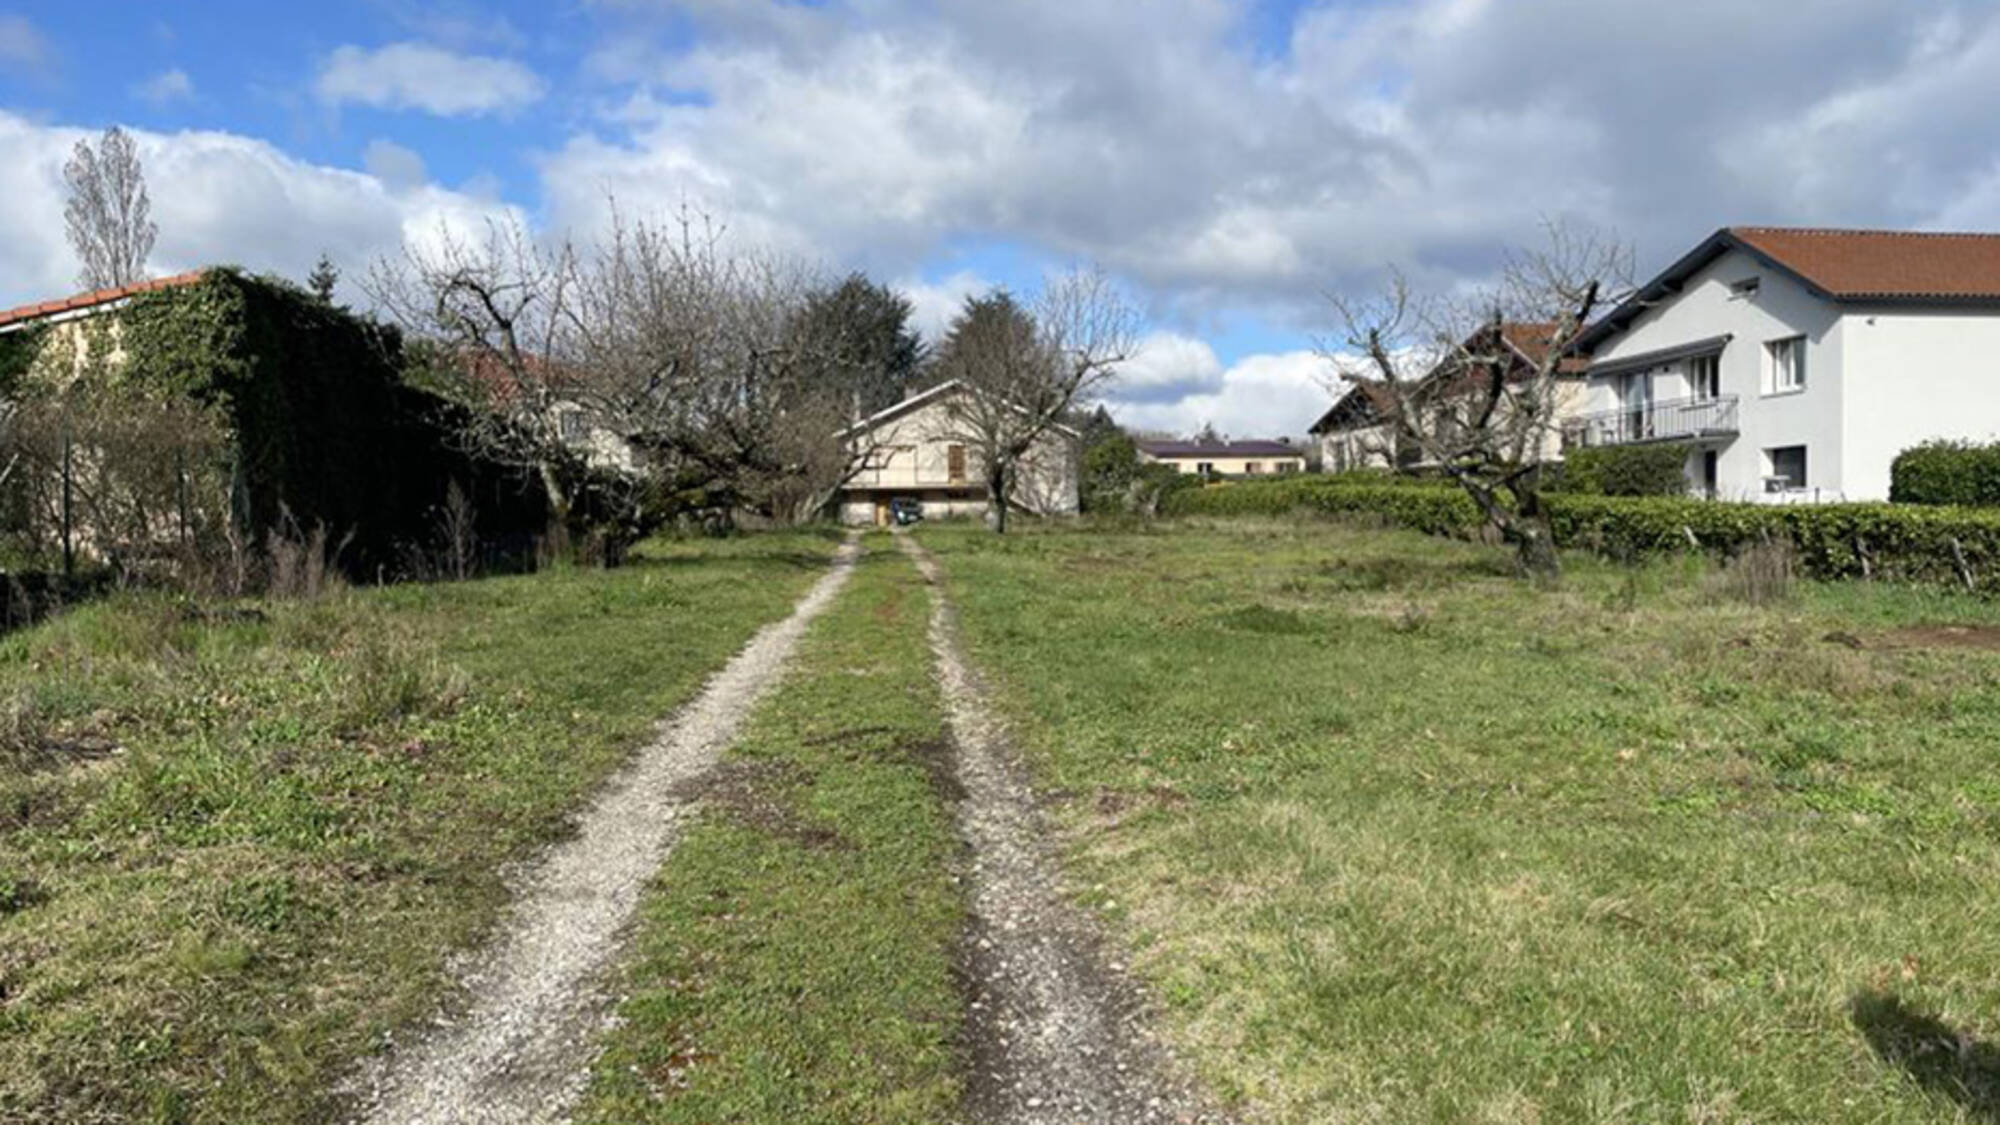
xmin=1890 ymin=440 xmax=2000 ymax=506
xmin=1164 ymin=476 xmax=2000 ymax=592
xmin=1558 ymin=443 xmax=1692 ymax=497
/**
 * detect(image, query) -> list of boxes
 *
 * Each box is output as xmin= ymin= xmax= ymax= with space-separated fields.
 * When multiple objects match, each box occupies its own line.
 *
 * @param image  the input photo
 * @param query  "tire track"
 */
xmin=351 ymin=535 xmax=861 ymax=1125
xmin=898 ymin=532 xmax=1227 ymax=1125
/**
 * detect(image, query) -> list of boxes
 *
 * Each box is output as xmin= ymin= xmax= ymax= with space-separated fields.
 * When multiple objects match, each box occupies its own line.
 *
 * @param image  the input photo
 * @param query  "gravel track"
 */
xmin=350 ymin=536 xmax=861 ymax=1125
xmin=898 ymin=533 xmax=1228 ymax=1125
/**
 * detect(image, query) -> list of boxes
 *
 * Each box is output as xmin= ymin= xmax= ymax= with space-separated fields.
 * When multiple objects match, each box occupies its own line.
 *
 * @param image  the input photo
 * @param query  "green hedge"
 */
xmin=1557 ymin=442 xmax=1691 ymax=496
xmin=1890 ymin=441 xmax=2000 ymax=507
xmin=1165 ymin=477 xmax=2000 ymax=590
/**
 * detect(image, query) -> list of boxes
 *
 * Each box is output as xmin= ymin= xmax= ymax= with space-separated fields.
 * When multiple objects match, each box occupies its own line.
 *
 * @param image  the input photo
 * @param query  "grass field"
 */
xmin=919 ymin=517 xmax=2000 ymax=1124
xmin=575 ymin=536 xmax=965 ymax=1124
xmin=0 ymin=532 xmax=839 ymax=1124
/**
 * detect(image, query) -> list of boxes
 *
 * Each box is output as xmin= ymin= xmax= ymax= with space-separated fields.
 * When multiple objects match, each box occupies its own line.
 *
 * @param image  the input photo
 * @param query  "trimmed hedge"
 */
xmin=1165 ymin=477 xmax=2000 ymax=590
xmin=1557 ymin=442 xmax=1692 ymax=497
xmin=1891 ymin=440 xmax=2000 ymax=507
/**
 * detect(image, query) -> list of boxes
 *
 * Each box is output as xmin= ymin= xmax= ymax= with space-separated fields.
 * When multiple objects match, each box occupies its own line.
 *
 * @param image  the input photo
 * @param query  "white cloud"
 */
xmin=133 ymin=68 xmax=195 ymax=106
xmin=544 ymin=0 xmax=2000 ymax=332
xmin=316 ymin=42 xmax=546 ymax=117
xmin=0 ymin=14 xmax=52 ymax=77
xmin=1106 ymin=343 xmax=1331 ymax=441
xmin=363 ymin=138 xmax=429 ymax=190
xmin=895 ymin=270 xmax=993 ymax=344
xmin=0 ymin=112 xmax=521 ymax=306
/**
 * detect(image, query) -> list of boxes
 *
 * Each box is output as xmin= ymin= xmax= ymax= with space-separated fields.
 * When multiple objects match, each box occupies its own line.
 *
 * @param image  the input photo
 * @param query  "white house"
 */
xmin=833 ymin=380 xmax=1080 ymax=526
xmin=1570 ymin=227 xmax=2000 ymax=501
xmin=1136 ymin=438 xmax=1305 ymax=477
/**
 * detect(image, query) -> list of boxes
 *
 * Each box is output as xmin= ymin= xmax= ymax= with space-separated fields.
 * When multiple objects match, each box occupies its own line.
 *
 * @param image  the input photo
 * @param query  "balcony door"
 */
xmin=1620 ymin=370 xmax=1654 ymax=441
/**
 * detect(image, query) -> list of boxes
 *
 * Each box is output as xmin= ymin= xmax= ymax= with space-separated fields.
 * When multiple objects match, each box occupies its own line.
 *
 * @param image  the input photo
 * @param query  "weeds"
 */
xmin=1715 ymin=537 xmax=1796 ymax=605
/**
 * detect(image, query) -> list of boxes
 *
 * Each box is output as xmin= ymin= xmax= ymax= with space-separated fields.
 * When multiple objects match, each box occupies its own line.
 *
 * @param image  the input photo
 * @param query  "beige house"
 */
xmin=1308 ymin=383 xmax=1399 ymax=472
xmin=1136 ymin=439 xmax=1305 ymax=477
xmin=834 ymin=380 xmax=1080 ymax=526
xmin=1308 ymin=322 xmax=1586 ymax=472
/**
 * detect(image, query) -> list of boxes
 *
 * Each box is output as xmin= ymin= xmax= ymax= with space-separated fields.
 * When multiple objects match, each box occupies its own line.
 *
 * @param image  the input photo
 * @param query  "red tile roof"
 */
xmin=0 ymin=270 xmax=208 ymax=331
xmin=1729 ymin=227 xmax=2000 ymax=300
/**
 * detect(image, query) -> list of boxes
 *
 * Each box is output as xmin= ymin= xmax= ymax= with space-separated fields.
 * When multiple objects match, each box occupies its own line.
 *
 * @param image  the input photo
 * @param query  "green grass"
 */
xmin=575 ymin=536 xmax=965 ymax=1124
xmin=917 ymin=517 xmax=2000 ymax=1124
xmin=0 ymin=532 xmax=840 ymax=1124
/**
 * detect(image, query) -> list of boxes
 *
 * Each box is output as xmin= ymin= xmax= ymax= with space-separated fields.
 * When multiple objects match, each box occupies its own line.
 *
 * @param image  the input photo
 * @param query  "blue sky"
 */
xmin=6 ymin=1 xmax=2000 ymax=436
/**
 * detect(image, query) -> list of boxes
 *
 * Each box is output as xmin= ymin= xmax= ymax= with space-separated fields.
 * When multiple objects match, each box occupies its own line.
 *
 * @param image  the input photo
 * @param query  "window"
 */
xmin=1764 ymin=445 xmax=1807 ymax=492
xmin=1195 ymin=461 xmax=1215 ymax=477
xmin=1245 ymin=461 xmax=1264 ymax=474
xmin=946 ymin=443 xmax=966 ymax=484
xmin=1278 ymin=461 xmax=1300 ymax=474
xmin=1765 ymin=336 xmax=1806 ymax=393
xmin=1331 ymin=443 xmax=1350 ymax=472
xmin=1688 ymin=354 xmax=1720 ymax=401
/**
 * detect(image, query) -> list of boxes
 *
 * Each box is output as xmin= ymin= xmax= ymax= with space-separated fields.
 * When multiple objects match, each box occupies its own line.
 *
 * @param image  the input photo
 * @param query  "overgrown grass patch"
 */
xmin=575 ymin=538 xmax=964 ymax=1125
xmin=0 ymin=531 xmax=840 ymax=1124
xmin=918 ymin=519 xmax=2000 ymax=1123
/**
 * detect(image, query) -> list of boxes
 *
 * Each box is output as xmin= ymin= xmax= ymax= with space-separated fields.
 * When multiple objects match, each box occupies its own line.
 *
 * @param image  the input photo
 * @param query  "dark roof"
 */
xmin=0 ymin=270 xmax=207 ymax=331
xmin=1307 ymin=381 xmax=1394 ymax=435
xmin=1138 ymin=439 xmax=1299 ymax=459
xmin=1579 ymin=226 xmax=2000 ymax=352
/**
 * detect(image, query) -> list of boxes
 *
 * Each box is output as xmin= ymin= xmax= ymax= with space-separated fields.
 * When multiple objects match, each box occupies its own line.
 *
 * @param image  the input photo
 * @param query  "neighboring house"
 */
xmin=1136 ymin=438 xmax=1305 ymax=477
xmin=1571 ymin=226 xmax=2000 ymax=502
xmin=1309 ymin=382 xmax=1398 ymax=472
xmin=1306 ymin=321 xmax=1584 ymax=471
xmin=0 ymin=268 xmax=547 ymax=575
xmin=833 ymin=380 xmax=1080 ymax=525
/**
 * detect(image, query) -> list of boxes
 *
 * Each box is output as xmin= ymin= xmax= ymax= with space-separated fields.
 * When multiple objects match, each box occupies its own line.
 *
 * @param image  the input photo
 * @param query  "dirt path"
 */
xmin=898 ymin=533 xmax=1227 ymax=1125
xmin=351 ymin=536 xmax=861 ymax=1125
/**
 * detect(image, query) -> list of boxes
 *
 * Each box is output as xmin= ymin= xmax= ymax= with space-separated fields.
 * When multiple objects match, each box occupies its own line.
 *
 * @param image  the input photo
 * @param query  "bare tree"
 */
xmin=932 ymin=267 xmax=1138 ymax=533
xmin=1325 ymin=222 xmax=1633 ymax=577
xmin=367 ymin=205 xmax=894 ymax=547
xmin=64 ymin=126 xmax=157 ymax=290
xmin=367 ymin=218 xmax=596 ymax=532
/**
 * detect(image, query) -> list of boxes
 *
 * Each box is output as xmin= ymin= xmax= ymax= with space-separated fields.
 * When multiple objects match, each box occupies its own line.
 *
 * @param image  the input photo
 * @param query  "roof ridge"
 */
xmin=1732 ymin=225 xmax=2000 ymax=241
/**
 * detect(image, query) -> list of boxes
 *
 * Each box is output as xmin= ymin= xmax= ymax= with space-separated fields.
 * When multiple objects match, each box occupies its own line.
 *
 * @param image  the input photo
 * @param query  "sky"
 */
xmin=6 ymin=1 xmax=2000 ymax=438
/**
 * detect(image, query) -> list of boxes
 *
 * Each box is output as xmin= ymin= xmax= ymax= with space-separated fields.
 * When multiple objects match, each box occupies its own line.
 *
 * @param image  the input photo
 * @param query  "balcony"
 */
xmin=1564 ymin=394 xmax=1739 ymax=449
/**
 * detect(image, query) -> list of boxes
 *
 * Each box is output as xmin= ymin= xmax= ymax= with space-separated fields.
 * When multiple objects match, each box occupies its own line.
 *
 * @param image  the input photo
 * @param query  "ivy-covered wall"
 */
xmin=6 ymin=269 xmax=547 ymax=578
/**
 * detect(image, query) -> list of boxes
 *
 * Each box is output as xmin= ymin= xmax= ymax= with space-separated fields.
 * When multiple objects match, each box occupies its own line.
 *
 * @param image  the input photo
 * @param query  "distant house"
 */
xmin=1136 ymin=438 xmax=1304 ymax=477
xmin=834 ymin=380 xmax=1080 ymax=526
xmin=1307 ymin=382 xmax=1397 ymax=472
xmin=1306 ymin=321 xmax=1584 ymax=472
xmin=1571 ymin=226 xmax=2000 ymax=501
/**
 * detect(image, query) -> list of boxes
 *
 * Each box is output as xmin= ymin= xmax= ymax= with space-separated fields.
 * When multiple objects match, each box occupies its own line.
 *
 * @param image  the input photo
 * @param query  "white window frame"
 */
xmin=1688 ymin=354 xmax=1720 ymax=401
xmin=1764 ymin=445 xmax=1807 ymax=492
xmin=1765 ymin=336 xmax=1806 ymax=395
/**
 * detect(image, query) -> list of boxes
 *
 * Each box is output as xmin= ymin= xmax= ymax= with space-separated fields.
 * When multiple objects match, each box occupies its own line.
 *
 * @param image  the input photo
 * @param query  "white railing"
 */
xmin=1564 ymin=394 xmax=1739 ymax=448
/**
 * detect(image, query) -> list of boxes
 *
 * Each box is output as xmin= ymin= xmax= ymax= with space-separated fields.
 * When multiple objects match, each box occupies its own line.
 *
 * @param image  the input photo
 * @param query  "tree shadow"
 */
xmin=1852 ymin=989 xmax=2000 ymax=1121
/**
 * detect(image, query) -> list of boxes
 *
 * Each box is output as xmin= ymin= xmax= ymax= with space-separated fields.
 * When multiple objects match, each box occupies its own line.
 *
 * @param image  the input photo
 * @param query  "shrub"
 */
xmin=1558 ymin=443 xmax=1692 ymax=497
xmin=1164 ymin=475 xmax=2000 ymax=592
xmin=1890 ymin=440 xmax=2000 ymax=506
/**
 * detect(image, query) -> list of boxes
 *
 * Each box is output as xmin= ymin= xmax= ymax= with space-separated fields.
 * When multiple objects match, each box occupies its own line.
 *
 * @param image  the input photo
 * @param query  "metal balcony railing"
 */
xmin=1563 ymin=394 xmax=1739 ymax=448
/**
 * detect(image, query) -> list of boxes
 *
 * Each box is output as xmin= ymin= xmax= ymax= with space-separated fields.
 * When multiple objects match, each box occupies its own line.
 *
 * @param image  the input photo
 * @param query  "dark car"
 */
xmin=889 ymin=497 xmax=925 ymax=526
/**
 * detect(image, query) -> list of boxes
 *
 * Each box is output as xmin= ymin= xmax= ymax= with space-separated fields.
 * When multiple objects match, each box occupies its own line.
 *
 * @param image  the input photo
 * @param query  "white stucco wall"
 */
xmin=1838 ymin=308 xmax=2000 ymax=501
xmin=1585 ymin=247 xmax=1846 ymax=501
xmin=1143 ymin=453 xmax=1306 ymax=475
xmin=837 ymin=388 xmax=1079 ymax=523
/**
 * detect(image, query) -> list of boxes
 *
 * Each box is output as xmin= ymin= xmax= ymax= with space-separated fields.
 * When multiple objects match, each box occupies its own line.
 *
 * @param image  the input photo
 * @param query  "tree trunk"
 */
xmin=1507 ymin=487 xmax=1561 ymax=580
xmin=987 ymin=466 xmax=1010 ymax=534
